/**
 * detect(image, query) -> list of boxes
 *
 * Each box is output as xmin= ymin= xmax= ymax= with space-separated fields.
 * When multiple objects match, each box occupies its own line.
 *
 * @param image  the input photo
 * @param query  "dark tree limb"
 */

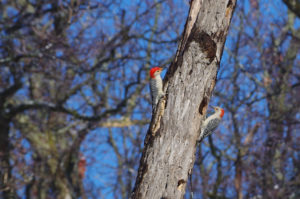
xmin=282 ymin=0 xmax=300 ymax=18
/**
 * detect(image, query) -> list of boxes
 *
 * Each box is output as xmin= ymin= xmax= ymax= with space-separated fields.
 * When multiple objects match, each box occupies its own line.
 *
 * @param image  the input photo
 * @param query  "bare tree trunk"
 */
xmin=0 ymin=118 xmax=14 ymax=199
xmin=131 ymin=0 xmax=237 ymax=198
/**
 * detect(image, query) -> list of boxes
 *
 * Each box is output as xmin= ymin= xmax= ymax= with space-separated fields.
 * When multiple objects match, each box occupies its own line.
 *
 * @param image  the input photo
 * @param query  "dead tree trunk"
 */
xmin=131 ymin=0 xmax=236 ymax=198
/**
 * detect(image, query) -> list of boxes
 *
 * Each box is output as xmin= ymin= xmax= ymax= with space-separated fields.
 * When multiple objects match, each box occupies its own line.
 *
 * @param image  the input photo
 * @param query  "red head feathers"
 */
xmin=149 ymin=67 xmax=163 ymax=79
xmin=220 ymin=108 xmax=225 ymax=118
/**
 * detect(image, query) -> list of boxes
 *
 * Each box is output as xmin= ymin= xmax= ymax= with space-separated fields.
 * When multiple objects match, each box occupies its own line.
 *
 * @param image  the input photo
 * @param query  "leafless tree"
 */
xmin=131 ymin=0 xmax=237 ymax=198
xmin=0 ymin=0 xmax=183 ymax=198
xmin=189 ymin=0 xmax=300 ymax=199
xmin=1 ymin=0 xmax=299 ymax=199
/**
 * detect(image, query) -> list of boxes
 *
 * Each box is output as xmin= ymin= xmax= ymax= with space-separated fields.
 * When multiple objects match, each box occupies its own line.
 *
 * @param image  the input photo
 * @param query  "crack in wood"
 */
xmin=227 ymin=0 xmax=233 ymax=7
xmin=199 ymin=97 xmax=208 ymax=115
xmin=226 ymin=0 xmax=234 ymax=18
xmin=177 ymin=179 xmax=186 ymax=192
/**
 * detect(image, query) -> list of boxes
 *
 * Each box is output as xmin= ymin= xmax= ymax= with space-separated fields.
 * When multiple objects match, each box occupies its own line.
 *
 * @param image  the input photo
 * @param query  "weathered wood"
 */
xmin=131 ymin=0 xmax=236 ymax=198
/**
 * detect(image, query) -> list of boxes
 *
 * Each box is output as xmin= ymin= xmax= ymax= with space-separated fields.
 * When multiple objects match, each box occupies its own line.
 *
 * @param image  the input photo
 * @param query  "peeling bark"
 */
xmin=131 ymin=0 xmax=237 ymax=198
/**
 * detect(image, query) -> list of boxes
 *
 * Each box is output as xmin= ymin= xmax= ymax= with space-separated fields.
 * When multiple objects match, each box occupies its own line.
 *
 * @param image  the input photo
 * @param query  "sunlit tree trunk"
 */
xmin=131 ymin=0 xmax=237 ymax=198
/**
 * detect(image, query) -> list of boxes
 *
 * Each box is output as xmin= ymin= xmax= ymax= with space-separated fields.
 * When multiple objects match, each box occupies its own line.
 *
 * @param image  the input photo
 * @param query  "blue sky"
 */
xmin=5 ymin=0 xmax=298 ymax=198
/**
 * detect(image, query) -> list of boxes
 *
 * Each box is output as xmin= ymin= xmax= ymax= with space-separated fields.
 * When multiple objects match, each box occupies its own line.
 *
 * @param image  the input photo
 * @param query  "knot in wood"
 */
xmin=188 ymin=28 xmax=217 ymax=63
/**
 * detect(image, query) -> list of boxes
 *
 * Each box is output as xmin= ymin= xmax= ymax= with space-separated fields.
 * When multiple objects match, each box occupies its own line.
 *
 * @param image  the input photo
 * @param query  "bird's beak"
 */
xmin=209 ymin=105 xmax=216 ymax=109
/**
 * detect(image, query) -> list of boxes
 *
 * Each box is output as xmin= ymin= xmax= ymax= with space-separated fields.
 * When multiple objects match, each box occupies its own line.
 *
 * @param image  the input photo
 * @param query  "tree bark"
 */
xmin=131 ymin=0 xmax=236 ymax=198
xmin=0 ymin=118 xmax=14 ymax=199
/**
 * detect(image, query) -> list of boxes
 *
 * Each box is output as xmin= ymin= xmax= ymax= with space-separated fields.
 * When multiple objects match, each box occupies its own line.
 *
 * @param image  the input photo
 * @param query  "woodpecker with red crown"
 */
xmin=149 ymin=67 xmax=164 ymax=112
xmin=198 ymin=106 xmax=225 ymax=141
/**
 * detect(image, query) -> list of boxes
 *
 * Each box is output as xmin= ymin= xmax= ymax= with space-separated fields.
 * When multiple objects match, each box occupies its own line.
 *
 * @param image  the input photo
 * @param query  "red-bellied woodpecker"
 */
xmin=198 ymin=106 xmax=225 ymax=141
xmin=149 ymin=67 xmax=164 ymax=111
